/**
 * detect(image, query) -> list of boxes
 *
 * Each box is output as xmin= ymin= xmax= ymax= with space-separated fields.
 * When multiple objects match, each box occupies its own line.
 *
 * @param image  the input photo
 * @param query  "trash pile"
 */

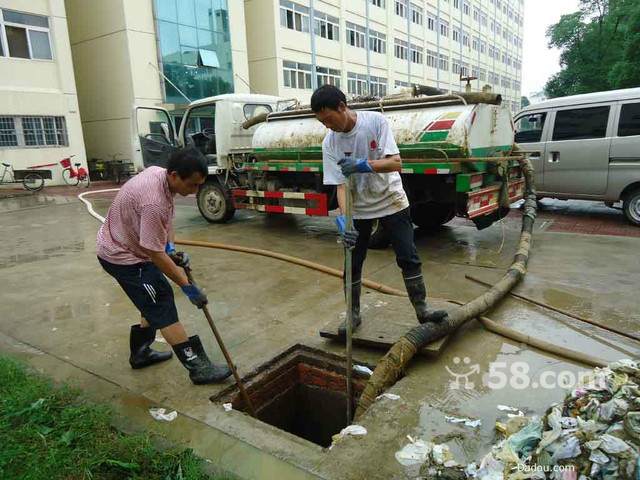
xmin=396 ymin=359 xmax=639 ymax=479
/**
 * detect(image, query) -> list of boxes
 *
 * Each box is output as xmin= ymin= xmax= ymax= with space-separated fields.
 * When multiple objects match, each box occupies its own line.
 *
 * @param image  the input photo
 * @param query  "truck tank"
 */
xmin=251 ymin=100 xmax=515 ymax=162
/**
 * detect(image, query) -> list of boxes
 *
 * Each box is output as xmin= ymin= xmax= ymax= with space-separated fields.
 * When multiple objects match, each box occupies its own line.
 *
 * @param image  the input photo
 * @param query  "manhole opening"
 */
xmin=210 ymin=345 xmax=373 ymax=448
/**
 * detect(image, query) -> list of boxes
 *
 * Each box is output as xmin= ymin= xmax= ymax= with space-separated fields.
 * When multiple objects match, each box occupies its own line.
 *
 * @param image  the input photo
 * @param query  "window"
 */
xmin=283 ymin=60 xmax=312 ymax=89
xmin=552 ymin=106 xmax=611 ymax=141
xmin=0 ymin=9 xmax=52 ymax=60
xmin=462 ymin=31 xmax=470 ymax=48
xmin=513 ymin=80 xmax=521 ymax=91
xmin=314 ymin=12 xmax=339 ymax=41
xmin=488 ymin=45 xmax=494 ymax=58
xmin=490 ymin=18 xmax=495 ymax=32
xmin=472 ymin=66 xmax=478 ymax=78
xmin=243 ymin=104 xmax=273 ymax=121
xmin=410 ymin=43 xmax=423 ymax=64
xmin=473 ymin=7 xmax=480 ymax=22
xmin=496 ymin=22 xmax=501 ymax=36
xmin=346 ymin=22 xmax=366 ymax=48
xmin=0 ymin=115 xmax=68 ymax=148
xmin=316 ymin=66 xmax=341 ymax=88
xmin=279 ymin=0 xmax=310 ymax=33
xmin=395 ymin=0 xmax=407 ymax=18
xmin=369 ymin=29 xmax=386 ymax=54
xmin=494 ymin=47 xmax=500 ymax=60
xmin=452 ymin=26 xmax=460 ymax=43
xmin=481 ymin=12 xmax=488 ymax=27
xmin=463 ymin=1 xmax=471 ymax=16
xmin=503 ymin=28 xmax=508 ymax=41
xmin=452 ymin=59 xmax=460 ymax=75
xmin=395 ymin=80 xmax=410 ymax=88
xmin=480 ymin=41 xmax=486 ymax=54
xmin=347 ymin=73 xmax=387 ymax=97
xmin=394 ymin=38 xmax=408 ymax=60
xmin=440 ymin=19 xmax=449 ymax=37
xmin=479 ymin=68 xmax=487 ymax=81
xmin=439 ymin=53 xmax=449 ymax=71
xmin=618 ymin=103 xmax=640 ymax=137
xmin=461 ymin=62 xmax=469 ymax=77
xmin=371 ymin=0 xmax=385 ymax=7
xmin=454 ymin=0 xmax=460 ymax=9
xmin=426 ymin=49 xmax=437 ymax=68
xmin=507 ymin=55 xmax=512 ymax=67
xmin=427 ymin=13 xmax=436 ymax=31
xmin=410 ymin=3 xmax=423 ymax=25
xmin=502 ymin=52 xmax=507 ymax=64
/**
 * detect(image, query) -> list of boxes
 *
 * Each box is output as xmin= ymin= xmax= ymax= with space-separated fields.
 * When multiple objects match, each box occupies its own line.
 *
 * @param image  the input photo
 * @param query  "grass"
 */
xmin=0 ymin=356 xmax=221 ymax=480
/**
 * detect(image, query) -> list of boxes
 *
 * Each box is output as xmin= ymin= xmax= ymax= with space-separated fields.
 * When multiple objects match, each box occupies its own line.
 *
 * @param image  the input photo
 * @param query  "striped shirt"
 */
xmin=96 ymin=166 xmax=175 ymax=265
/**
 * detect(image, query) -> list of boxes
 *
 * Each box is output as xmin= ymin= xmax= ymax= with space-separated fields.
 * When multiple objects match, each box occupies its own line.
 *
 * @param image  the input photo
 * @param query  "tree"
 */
xmin=544 ymin=0 xmax=640 ymax=98
xmin=521 ymin=96 xmax=531 ymax=108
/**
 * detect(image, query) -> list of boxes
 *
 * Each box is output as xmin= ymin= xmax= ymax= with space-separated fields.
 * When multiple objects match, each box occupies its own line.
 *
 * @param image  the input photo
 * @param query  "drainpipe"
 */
xmin=436 ymin=0 xmax=440 ymax=89
xmin=310 ymin=0 xmax=317 ymax=90
xmin=407 ymin=1 xmax=411 ymax=84
xmin=366 ymin=0 xmax=371 ymax=93
xmin=459 ymin=1 xmax=463 ymax=90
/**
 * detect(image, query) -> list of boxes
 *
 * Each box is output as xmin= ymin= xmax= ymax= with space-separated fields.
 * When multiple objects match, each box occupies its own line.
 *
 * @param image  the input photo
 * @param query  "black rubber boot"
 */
xmin=173 ymin=335 xmax=232 ymax=384
xmin=129 ymin=324 xmax=173 ymax=369
xmin=403 ymin=272 xmax=449 ymax=324
xmin=338 ymin=280 xmax=362 ymax=336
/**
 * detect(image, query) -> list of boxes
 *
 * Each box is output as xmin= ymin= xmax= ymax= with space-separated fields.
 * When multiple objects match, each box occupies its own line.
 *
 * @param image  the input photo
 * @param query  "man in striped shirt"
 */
xmin=97 ymin=148 xmax=231 ymax=384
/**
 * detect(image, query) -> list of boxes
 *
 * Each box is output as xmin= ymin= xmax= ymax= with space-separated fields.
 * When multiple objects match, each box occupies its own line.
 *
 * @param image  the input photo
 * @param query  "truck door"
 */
xmin=133 ymin=106 xmax=178 ymax=169
xmin=542 ymin=104 xmax=613 ymax=195
xmin=514 ymin=111 xmax=549 ymax=191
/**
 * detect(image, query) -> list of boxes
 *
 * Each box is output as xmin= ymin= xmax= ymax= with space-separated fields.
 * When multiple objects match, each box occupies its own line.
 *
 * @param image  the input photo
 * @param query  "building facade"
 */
xmin=64 ymin=0 xmax=250 ymax=164
xmin=245 ymin=0 xmax=524 ymax=113
xmin=0 ymin=0 xmax=87 ymax=185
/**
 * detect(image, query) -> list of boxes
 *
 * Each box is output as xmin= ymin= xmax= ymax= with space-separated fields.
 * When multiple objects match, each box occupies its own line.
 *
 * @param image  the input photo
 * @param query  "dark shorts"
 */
xmin=98 ymin=256 xmax=179 ymax=329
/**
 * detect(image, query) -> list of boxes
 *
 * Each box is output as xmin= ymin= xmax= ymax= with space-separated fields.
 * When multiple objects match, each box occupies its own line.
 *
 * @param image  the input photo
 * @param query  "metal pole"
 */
xmin=310 ymin=0 xmax=317 ymax=90
xmin=184 ymin=267 xmax=256 ymax=417
xmin=343 ymin=151 xmax=354 ymax=424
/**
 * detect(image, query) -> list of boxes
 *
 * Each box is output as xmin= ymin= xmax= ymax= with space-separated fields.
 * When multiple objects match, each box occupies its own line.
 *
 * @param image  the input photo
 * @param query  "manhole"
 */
xmin=210 ymin=344 xmax=374 ymax=448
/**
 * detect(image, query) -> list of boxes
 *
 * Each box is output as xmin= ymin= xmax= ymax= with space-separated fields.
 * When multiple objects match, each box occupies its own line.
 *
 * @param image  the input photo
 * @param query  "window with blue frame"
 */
xmin=155 ymin=0 xmax=233 ymax=104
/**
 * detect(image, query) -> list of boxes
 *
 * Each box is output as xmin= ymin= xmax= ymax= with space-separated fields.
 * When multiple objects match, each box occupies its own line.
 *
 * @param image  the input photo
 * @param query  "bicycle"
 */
xmin=0 ymin=162 xmax=47 ymax=192
xmin=60 ymin=155 xmax=90 ymax=188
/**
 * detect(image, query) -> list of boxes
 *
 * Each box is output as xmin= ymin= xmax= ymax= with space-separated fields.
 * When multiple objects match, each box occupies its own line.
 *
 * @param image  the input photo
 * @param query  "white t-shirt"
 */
xmin=322 ymin=111 xmax=410 ymax=220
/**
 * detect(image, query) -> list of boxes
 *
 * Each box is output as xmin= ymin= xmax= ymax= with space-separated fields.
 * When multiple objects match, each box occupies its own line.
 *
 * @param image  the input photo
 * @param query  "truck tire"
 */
xmin=623 ymin=187 xmax=640 ymax=226
xmin=368 ymin=219 xmax=390 ymax=249
xmin=197 ymin=180 xmax=235 ymax=223
xmin=410 ymin=203 xmax=456 ymax=229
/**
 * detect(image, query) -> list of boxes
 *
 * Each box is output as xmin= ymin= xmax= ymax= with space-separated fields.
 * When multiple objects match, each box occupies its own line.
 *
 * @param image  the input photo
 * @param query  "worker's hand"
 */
xmin=338 ymin=157 xmax=373 ymax=177
xmin=166 ymin=241 xmax=190 ymax=269
xmin=181 ymin=284 xmax=208 ymax=309
xmin=335 ymin=214 xmax=359 ymax=249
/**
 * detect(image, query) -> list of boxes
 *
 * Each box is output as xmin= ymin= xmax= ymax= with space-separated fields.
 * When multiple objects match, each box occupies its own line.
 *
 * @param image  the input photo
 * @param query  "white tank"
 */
xmin=251 ymin=103 xmax=515 ymax=161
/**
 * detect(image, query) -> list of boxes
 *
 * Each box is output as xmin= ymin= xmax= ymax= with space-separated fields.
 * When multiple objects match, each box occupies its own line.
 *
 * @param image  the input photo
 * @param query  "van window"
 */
xmin=618 ymin=103 xmax=640 ymax=137
xmin=515 ymin=113 xmax=547 ymax=143
xmin=552 ymin=106 xmax=610 ymax=141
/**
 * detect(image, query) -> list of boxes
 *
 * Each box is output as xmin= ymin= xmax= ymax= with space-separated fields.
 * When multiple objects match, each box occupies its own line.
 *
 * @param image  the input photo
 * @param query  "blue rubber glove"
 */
xmin=335 ymin=214 xmax=359 ymax=249
xmin=166 ymin=241 xmax=190 ymax=268
xmin=181 ymin=284 xmax=208 ymax=308
xmin=338 ymin=157 xmax=373 ymax=177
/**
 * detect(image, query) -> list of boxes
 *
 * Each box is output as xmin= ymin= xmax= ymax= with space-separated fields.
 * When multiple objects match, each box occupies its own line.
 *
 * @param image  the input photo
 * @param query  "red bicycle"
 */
xmin=61 ymin=155 xmax=90 ymax=188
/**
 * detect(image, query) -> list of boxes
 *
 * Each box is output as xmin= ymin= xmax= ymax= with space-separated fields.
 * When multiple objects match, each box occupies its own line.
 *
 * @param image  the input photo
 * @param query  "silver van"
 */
xmin=514 ymin=88 xmax=640 ymax=225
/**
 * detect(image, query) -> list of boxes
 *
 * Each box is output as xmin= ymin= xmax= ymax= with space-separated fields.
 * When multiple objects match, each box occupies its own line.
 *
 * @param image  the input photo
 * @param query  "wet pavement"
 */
xmin=0 ymin=190 xmax=638 ymax=479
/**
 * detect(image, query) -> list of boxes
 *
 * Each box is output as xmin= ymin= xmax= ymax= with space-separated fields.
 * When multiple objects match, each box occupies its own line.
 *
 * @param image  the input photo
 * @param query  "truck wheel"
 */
xmin=410 ymin=203 xmax=456 ymax=228
xmin=197 ymin=181 xmax=235 ymax=223
xmin=623 ymin=187 xmax=640 ymax=226
xmin=368 ymin=220 xmax=390 ymax=249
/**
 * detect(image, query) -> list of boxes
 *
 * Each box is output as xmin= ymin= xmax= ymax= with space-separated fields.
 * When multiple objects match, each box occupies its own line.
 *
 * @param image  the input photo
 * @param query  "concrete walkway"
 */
xmin=1 ymin=192 xmax=638 ymax=479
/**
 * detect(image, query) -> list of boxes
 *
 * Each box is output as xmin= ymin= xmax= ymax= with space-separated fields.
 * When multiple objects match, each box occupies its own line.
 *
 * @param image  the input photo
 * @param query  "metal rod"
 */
xmin=184 ymin=267 xmax=257 ymax=417
xmin=465 ymin=274 xmax=640 ymax=343
xmin=344 ymin=152 xmax=354 ymax=424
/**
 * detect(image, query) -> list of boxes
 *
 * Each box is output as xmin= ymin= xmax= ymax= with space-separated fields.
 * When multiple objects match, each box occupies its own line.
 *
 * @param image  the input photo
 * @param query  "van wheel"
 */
xmin=368 ymin=220 xmax=390 ymax=249
xmin=197 ymin=181 xmax=235 ymax=223
xmin=623 ymin=188 xmax=640 ymax=226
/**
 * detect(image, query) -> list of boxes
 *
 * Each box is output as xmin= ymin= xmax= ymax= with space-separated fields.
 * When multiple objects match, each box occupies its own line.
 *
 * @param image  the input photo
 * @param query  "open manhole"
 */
xmin=210 ymin=344 xmax=374 ymax=448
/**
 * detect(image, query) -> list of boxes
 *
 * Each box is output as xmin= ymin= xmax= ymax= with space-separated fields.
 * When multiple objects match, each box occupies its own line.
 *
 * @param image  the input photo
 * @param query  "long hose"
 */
xmin=78 ymin=182 xmax=618 ymax=400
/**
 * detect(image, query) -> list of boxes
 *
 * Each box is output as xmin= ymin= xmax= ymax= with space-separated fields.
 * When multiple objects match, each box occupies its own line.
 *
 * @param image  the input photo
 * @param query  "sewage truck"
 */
xmin=132 ymin=86 xmax=525 ymax=247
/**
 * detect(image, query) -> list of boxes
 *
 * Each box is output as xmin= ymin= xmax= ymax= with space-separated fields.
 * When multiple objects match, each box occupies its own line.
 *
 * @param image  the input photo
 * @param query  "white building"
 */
xmin=245 ymin=0 xmax=524 ymax=113
xmin=0 ymin=0 xmax=87 ymax=185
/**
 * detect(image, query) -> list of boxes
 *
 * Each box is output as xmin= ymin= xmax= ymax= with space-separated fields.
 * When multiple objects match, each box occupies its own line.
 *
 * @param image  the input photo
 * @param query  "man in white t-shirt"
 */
xmin=311 ymin=85 xmax=448 ymax=335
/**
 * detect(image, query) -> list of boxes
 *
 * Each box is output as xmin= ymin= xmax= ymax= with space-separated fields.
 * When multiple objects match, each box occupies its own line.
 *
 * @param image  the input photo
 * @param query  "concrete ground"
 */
xmin=1 ymin=184 xmax=638 ymax=479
